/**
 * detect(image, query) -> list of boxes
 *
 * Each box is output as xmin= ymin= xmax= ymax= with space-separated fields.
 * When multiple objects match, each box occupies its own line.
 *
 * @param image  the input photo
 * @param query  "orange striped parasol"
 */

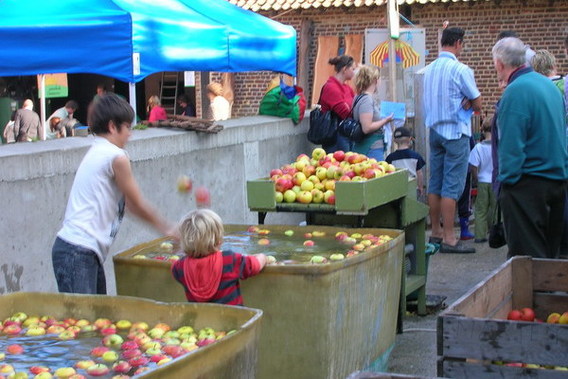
xmin=370 ymin=39 xmax=420 ymax=69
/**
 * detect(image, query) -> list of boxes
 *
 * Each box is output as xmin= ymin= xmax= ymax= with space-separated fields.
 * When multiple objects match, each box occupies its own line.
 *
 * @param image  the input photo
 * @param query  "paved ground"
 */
xmin=386 ymin=231 xmax=509 ymax=378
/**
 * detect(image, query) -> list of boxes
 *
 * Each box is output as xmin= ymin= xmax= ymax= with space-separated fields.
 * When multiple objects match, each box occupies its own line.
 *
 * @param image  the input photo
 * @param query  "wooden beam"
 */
xmin=297 ymin=18 xmax=313 ymax=99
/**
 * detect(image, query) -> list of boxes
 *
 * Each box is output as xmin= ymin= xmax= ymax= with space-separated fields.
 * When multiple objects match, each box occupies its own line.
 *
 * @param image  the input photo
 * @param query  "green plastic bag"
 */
xmin=259 ymin=82 xmax=306 ymax=125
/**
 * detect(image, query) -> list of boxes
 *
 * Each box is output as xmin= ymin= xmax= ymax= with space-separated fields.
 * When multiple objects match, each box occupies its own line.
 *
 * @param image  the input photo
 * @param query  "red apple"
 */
xmin=121 ymin=348 xmax=142 ymax=360
xmin=128 ymin=356 xmax=150 ymax=367
xmin=29 ymin=366 xmax=50 ymax=375
xmin=333 ymin=150 xmax=346 ymax=162
xmin=520 ymin=307 xmax=535 ymax=322
xmin=112 ymin=361 xmax=132 ymax=374
xmin=86 ymin=363 xmax=110 ymax=376
xmin=507 ymin=310 xmax=522 ymax=321
xmin=269 ymin=168 xmax=283 ymax=178
xmin=6 ymin=344 xmax=23 ymax=355
xmin=324 ymin=190 xmax=335 ymax=205
xmin=121 ymin=340 xmax=139 ymax=350
xmin=195 ymin=186 xmax=211 ymax=207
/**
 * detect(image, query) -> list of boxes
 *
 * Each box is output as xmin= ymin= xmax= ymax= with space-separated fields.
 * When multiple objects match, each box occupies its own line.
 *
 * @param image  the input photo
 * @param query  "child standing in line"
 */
xmin=52 ymin=93 xmax=176 ymax=295
xmin=385 ymin=127 xmax=426 ymax=198
xmin=171 ymin=209 xmax=267 ymax=306
xmin=468 ymin=120 xmax=496 ymax=243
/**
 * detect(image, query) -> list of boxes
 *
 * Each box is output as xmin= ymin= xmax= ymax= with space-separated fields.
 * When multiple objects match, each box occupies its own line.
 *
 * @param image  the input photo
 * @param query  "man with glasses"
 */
xmin=423 ymin=27 xmax=482 ymax=254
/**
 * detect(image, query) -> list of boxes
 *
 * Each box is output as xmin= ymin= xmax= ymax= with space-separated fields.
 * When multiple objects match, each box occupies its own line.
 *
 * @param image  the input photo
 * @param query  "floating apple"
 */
xmin=75 ymin=360 xmax=96 ymax=370
xmin=330 ymin=253 xmax=345 ymax=261
xmin=86 ymin=363 xmax=110 ymax=377
xmin=102 ymin=350 xmax=120 ymax=363
xmin=102 ymin=334 xmax=124 ymax=348
xmin=310 ymin=255 xmax=327 ymax=264
xmin=54 ymin=367 xmax=76 ymax=378
xmin=29 ymin=366 xmax=50 ymax=375
xmin=284 ymin=230 xmax=294 ymax=236
xmin=6 ymin=344 xmax=24 ymax=355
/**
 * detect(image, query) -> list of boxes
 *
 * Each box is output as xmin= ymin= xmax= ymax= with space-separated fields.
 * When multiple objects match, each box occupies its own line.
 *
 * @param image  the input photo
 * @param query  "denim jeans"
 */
xmin=52 ymin=237 xmax=107 ymax=294
xmin=428 ymin=129 xmax=470 ymax=200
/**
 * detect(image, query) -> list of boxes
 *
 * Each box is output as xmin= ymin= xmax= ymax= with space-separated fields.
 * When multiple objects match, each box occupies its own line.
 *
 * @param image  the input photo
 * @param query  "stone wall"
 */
xmin=0 ymin=116 xmax=312 ymax=295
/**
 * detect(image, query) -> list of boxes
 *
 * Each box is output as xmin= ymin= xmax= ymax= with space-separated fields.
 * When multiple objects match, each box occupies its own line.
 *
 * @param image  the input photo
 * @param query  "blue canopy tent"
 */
xmin=0 ymin=0 xmax=296 ymax=130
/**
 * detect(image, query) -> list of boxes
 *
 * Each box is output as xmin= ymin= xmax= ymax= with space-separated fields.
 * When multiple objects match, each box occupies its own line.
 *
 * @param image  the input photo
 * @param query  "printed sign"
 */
xmin=37 ymin=73 xmax=68 ymax=98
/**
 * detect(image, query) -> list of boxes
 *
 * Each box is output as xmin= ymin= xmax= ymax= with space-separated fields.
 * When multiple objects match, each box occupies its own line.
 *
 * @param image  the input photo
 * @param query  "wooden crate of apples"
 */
xmin=438 ymin=256 xmax=568 ymax=378
xmin=247 ymin=148 xmax=408 ymax=214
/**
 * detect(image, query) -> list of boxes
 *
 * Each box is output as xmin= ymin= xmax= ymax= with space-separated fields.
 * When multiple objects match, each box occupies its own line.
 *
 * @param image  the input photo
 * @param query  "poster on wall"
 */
xmin=364 ymin=28 xmax=426 ymax=118
xmin=37 ymin=73 xmax=68 ymax=98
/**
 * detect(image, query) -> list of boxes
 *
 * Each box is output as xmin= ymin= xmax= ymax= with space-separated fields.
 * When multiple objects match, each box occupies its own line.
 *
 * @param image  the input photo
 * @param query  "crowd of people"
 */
xmin=314 ymin=27 xmax=568 ymax=260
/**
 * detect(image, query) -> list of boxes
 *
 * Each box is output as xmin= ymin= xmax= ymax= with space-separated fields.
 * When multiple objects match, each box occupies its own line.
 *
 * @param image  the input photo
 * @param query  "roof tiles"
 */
xmin=228 ymin=0 xmax=487 ymax=10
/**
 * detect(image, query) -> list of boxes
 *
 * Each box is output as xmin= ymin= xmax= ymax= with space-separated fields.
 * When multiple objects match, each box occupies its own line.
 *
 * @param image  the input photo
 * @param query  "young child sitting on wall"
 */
xmin=171 ymin=209 xmax=267 ymax=305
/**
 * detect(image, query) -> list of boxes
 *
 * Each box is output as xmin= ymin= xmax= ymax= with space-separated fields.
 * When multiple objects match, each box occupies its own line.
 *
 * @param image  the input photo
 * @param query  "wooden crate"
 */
xmin=438 ymin=257 xmax=568 ymax=378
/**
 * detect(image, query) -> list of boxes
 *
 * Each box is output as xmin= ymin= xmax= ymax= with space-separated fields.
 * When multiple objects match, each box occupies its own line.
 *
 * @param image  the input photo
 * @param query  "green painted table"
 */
xmin=247 ymin=169 xmax=430 ymax=331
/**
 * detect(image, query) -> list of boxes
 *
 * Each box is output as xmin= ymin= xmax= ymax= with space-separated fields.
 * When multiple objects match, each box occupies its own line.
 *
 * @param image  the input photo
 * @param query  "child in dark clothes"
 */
xmin=386 ymin=127 xmax=426 ymax=197
xmin=171 ymin=209 xmax=267 ymax=306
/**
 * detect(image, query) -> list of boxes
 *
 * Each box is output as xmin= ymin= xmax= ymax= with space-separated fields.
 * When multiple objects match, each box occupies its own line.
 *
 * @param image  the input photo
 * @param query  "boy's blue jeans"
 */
xmin=52 ymin=237 xmax=107 ymax=294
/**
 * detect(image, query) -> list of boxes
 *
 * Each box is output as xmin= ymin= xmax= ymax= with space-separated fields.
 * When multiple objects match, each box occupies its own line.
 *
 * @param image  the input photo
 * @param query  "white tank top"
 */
xmin=57 ymin=137 xmax=127 ymax=263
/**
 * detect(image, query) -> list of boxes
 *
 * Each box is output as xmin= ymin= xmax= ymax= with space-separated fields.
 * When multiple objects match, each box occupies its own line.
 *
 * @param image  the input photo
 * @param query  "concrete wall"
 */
xmin=0 ymin=116 xmax=312 ymax=295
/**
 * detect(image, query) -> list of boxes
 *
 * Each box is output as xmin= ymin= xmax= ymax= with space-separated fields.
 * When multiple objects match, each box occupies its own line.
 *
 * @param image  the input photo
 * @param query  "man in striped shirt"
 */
xmin=423 ymin=27 xmax=482 ymax=254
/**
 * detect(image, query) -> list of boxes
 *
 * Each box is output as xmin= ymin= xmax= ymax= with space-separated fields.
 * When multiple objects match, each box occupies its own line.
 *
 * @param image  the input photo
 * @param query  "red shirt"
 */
xmin=148 ymin=106 xmax=167 ymax=122
xmin=171 ymin=250 xmax=261 ymax=306
xmin=319 ymin=76 xmax=355 ymax=120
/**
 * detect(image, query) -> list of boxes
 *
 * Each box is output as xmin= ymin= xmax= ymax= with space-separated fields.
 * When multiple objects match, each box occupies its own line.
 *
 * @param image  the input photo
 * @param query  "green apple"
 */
xmin=283 ymin=190 xmax=296 ymax=203
xmin=102 ymin=350 xmax=119 ymax=362
xmin=330 ymin=253 xmax=345 ymax=261
xmin=310 ymin=255 xmax=327 ymax=264
xmin=284 ymin=230 xmax=294 ymax=236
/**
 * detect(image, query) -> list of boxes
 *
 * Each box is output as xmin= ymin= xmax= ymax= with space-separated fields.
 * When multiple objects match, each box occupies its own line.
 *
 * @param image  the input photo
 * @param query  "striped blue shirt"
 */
xmin=423 ymin=51 xmax=480 ymax=140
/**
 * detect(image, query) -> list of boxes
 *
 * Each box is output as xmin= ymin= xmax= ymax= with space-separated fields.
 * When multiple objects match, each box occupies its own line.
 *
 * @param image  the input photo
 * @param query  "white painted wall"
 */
xmin=0 ymin=115 xmax=312 ymax=294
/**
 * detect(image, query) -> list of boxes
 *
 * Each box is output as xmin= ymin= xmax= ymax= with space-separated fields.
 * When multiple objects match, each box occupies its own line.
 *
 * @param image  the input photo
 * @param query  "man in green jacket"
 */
xmin=492 ymin=37 xmax=568 ymax=259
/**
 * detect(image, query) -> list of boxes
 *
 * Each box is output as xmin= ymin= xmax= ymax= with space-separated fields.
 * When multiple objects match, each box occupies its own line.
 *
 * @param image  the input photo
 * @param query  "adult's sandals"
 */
xmin=440 ymin=241 xmax=476 ymax=254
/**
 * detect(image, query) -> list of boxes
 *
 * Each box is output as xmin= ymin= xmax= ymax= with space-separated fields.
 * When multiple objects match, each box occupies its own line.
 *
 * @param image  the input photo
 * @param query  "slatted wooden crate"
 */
xmin=438 ymin=257 xmax=568 ymax=378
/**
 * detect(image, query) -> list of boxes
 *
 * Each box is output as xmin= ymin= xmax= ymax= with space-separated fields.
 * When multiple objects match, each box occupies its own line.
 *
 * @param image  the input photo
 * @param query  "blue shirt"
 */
xmin=423 ymin=51 xmax=481 ymax=140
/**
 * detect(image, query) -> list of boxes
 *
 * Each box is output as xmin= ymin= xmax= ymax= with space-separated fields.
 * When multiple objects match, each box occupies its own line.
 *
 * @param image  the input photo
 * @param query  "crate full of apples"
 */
xmin=247 ymin=148 xmax=408 ymax=215
xmin=438 ymin=256 xmax=568 ymax=378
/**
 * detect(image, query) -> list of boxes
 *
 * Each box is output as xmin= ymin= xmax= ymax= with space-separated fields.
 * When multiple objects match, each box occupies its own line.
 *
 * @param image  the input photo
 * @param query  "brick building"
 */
xmin=222 ymin=0 xmax=568 ymax=119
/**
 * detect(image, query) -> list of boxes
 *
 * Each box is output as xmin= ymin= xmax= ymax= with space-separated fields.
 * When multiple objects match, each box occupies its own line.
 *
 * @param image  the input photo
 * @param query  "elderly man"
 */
xmin=423 ymin=27 xmax=482 ymax=254
xmin=14 ymin=99 xmax=43 ymax=142
xmin=493 ymin=37 xmax=568 ymax=259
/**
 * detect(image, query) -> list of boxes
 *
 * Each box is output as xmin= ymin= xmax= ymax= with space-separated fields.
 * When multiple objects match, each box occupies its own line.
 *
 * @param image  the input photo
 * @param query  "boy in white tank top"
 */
xmin=52 ymin=94 xmax=177 ymax=294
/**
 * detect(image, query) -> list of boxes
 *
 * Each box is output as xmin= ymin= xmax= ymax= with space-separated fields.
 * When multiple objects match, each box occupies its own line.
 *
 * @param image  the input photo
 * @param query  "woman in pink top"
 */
xmin=147 ymin=95 xmax=167 ymax=122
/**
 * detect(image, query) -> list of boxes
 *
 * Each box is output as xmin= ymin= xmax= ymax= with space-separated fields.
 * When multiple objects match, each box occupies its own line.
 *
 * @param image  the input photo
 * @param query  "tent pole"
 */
xmin=129 ymin=83 xmax=137 ymax=126
xmin=40 ymin=74 xmax=47 ymax=140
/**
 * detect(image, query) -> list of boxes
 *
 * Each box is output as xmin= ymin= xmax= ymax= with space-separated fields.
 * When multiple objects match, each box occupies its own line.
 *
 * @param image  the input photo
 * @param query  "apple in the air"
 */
xmin=177 ymin=175 xmax=193 ymax=193
xmin=195 ymin=186 xmax=211 ymax=207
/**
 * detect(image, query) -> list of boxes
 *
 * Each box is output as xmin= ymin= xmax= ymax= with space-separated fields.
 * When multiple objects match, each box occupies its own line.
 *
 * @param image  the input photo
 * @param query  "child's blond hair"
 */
xmin=179 ymin=209 xmax=224 ymax=258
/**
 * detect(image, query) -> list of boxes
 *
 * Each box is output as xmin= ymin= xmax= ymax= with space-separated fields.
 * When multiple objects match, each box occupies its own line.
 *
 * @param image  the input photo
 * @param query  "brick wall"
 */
xmin=226 ymin=0 xmax=568 ymax=119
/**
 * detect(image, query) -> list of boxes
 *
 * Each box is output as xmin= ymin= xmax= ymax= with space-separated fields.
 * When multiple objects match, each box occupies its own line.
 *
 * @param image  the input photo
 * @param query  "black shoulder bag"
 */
xmin=307 ymin=84 xmax=339 ymax=145
xmin=338 ymin=94 xmax=366 ymax=142
xmin=488 ymin=204 xmax=507 ymax=248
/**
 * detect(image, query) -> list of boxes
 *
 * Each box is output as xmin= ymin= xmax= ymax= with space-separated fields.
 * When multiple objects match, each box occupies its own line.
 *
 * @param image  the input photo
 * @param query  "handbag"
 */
xmin=307 ymin=83 xmax=339 ymax=145
xmin=308 ymin=107 xmax=338 ymax=145
xmin=338 ymin=94 xmax=366 ymax=142
xmin=488 ymin=204 xmax=507 ymax=248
